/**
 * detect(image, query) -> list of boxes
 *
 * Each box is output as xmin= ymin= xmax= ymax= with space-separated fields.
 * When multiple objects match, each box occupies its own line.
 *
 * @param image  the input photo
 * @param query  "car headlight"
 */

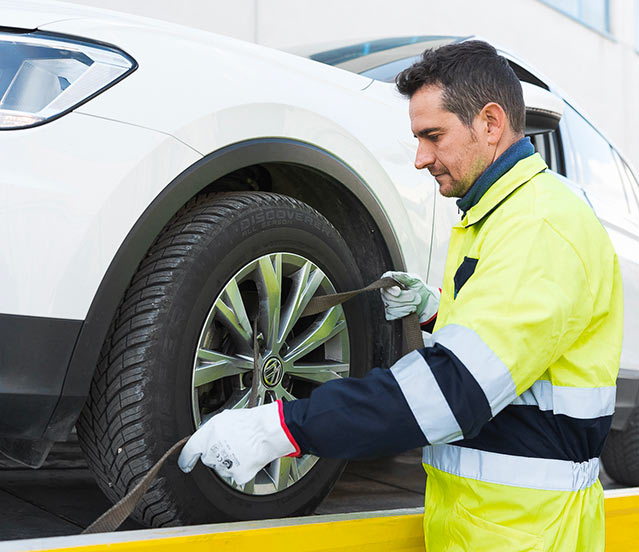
xmin=0 ymin=30 xmax=136 ymax=130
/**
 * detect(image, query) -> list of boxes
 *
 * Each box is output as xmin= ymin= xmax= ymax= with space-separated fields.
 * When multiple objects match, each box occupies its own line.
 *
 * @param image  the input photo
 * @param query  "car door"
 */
xmin=560 ymin=102 xmax=639 ymax=376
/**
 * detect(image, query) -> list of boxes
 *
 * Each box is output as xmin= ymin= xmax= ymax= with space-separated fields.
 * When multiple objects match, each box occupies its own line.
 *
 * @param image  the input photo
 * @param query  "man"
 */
xmin=179 ymin=41 xmax=622 ymax=551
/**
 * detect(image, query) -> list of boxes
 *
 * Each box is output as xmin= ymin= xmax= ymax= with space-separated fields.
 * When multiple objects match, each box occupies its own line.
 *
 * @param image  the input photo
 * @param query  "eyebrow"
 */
xmin=414 ymin=127 xmax=443 ymax=138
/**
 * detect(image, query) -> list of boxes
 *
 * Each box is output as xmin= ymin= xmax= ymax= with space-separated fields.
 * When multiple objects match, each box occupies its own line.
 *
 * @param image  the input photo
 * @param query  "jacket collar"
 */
xmin=459 ymin=152 xmax=548 ymax=228
xmin=457 ymin=137 xmax=535 ymax=214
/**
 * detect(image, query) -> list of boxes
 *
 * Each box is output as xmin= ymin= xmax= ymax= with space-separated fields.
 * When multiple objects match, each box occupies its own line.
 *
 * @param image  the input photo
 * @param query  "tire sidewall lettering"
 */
xmin=237 ymin=207 xmax=331 ymax=238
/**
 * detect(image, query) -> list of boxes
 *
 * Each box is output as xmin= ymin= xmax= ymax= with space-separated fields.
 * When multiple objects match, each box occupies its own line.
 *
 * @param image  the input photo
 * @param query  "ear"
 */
xmin=479 ymin=102 xmax=507 ymax=145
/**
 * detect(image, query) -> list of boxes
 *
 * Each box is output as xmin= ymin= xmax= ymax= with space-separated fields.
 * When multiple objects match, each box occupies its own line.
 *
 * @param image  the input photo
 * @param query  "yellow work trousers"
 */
xmin=423 ymin=465 xmax=604 ymax=551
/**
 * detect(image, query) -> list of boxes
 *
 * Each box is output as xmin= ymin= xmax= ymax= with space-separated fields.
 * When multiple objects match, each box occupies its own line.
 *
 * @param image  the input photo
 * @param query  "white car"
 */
xmin=1 ymin=1 xmax=637 ymax=527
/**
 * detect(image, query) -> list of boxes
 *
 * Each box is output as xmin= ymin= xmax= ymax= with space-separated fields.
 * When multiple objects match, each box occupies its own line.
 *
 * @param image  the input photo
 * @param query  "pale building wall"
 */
xmin=65 ymin=0 xmax=639 ymax=170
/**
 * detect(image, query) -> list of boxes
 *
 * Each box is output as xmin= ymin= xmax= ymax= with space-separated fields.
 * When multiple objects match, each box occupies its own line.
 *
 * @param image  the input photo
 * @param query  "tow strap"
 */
xmin=82 ymin=277 xmax=423 ymax=534
xmin=300 ymin=276 xmax=423 ymax=352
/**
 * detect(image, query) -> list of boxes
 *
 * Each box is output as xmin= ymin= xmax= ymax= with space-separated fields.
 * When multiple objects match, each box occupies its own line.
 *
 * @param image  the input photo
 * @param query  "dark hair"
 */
xmin=396 ymin=40 xmax=525 ymax=134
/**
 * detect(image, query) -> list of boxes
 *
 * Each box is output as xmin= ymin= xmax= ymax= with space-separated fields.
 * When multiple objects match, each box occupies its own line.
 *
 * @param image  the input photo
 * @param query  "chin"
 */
xmin=438 ymin=183 xmax=460 ymax=198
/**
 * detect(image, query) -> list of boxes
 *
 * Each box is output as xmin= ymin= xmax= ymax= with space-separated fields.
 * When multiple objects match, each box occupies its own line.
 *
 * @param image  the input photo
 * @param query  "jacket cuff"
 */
xmin=420 ymin=287 xmax=441 ymax=332
xmin=277 ymin=400 xmax=302 ymax=457
xmin=421 ymin=312 xmax=438 ymax=326
xmin=420 ymin=311 xmax=438 ymax=333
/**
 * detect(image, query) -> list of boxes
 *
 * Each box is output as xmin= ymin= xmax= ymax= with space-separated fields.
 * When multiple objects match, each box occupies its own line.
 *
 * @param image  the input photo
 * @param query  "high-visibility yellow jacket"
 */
xmin=416 ymin=152 xmax=623 ymax=551
xmin=283 ymin=148 xmax=623 ymax=551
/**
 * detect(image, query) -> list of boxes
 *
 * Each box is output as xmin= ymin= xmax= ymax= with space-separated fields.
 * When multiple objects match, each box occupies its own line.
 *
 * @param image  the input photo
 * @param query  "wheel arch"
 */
xmin=43 ymin=137 xmax=406 ymax=440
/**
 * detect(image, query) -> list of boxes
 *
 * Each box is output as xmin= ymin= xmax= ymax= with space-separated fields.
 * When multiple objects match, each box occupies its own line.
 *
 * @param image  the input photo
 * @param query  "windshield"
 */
xmin=308 ymin=36 xmax=437 ymax=66
xmin=295 ymin=36 xmax=464 ymax=82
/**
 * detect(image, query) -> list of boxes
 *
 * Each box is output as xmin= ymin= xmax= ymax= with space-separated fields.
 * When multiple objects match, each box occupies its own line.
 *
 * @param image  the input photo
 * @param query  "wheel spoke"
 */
xmin=295 ymin=454 xmax=317 ymax=475
xmin=194 ymin=349 xmax=252 ymax=387
xmin=286 ymin=361 xmax=349 ymax=384
xmin=256 ymin=254 xmax=282 ymax=351
xmin=277 ymin=457 xmax=294 ymax=491
xmin=273 ymin=385 xmax=297 ymax=402
xmin=276 ymin=262 xmax=325 ymax=352
xmin=283 ymin=307 xmax=346 ymax=364
xmin=227 ymin=389 xmax=252 ymax=410
xmin=214 ymin=279 xmax=253 ymax=350
xmin=266 ymin=456 xmax=293 ymax=492
xmin=290 ymin=457 xmax=301 ymax=480
xmin=238 ymin=478 xmax=255 ymax=494
xmin=225 ymin=277 xmax=253 ymax=335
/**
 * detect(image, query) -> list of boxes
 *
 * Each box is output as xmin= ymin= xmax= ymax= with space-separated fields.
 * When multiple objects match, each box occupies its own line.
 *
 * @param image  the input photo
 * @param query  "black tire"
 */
xmin=76 ymin=191 xmax=373 ymax=527
xmin=601 ymin=407 xmax=639 ymax=486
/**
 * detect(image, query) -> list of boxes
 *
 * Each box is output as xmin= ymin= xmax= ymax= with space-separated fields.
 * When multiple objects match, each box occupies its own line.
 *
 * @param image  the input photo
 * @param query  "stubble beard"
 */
xmin=438 ymin=175 xmax=472 ymax=198
xmin=439 ymin=156 xmax=490 ymax=199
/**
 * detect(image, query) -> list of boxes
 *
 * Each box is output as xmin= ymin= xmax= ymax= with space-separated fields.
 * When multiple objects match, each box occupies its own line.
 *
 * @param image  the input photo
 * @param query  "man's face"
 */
xmin=409 ymin=85 xmax=494 ymax=198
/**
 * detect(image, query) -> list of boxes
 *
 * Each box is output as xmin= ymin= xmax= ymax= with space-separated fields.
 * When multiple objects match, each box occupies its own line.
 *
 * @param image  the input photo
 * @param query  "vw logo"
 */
xmin=262 ymin=357 xmax=283 ymax=387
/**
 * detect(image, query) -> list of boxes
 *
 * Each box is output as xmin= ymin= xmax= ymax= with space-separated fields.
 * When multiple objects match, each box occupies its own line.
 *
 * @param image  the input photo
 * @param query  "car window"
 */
xmin=301 ymin=36 xmax=460 ymax=76
xmin=619 ymin=154 xmax=639 ymax=190
xmin=612 ymin=148 xmax=639 ymax=215
xmin=623 ymin=159 xmax=639 ymax=193
xmin=561 ymin=104 xmax=629 ymax=213
xmin=308 ymin=36 xmax=452 ymax=68
xmin=360 ymin=55 xmax=420 ymax=82
xmin=529 ymin=130 xmax=564 ymax=175
xmin=624 ymin=160 xmax=639 ymax=215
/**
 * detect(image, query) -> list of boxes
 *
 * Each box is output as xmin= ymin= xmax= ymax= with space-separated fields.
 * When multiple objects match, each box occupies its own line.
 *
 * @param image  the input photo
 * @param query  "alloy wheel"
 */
xmin=191 ymin=252 xmax=350 ymax=495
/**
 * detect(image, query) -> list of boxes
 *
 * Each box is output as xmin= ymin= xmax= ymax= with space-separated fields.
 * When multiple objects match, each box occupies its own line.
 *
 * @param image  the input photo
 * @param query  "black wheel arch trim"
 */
xmin=43 ymin=137 xmax=406 ymax=440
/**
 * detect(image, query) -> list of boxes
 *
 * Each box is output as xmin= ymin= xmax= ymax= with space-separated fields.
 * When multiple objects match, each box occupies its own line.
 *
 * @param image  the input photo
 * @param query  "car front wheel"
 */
xmin=76 ymin=191 xmax=373 ymax=526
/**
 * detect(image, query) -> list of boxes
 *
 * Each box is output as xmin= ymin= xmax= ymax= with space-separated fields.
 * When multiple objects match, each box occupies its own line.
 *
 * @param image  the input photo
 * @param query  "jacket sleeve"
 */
xmin=282 ymin=367 xmax=429 ymax=458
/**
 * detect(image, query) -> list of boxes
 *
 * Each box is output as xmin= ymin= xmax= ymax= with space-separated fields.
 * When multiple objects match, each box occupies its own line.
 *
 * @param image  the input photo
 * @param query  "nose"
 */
xmin=414 ymin=141 xmax=435 ymax=171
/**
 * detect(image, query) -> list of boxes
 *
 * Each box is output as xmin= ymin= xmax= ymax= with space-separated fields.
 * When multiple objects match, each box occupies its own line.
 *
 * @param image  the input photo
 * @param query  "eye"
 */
xmin=428 ymin=134 xmax=440 ymax=142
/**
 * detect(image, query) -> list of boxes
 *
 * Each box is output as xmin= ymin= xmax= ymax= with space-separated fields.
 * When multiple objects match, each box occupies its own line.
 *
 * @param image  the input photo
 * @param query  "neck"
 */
xmin=492 ymin=132 xmax=524 ymax=163
xmin=456 ymin=136 xmax=534 ymax=214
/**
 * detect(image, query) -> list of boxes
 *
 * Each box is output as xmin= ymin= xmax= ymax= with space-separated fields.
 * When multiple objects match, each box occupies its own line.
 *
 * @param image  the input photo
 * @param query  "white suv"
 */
xmin=0 ymin=2 xmax=637 ymax=527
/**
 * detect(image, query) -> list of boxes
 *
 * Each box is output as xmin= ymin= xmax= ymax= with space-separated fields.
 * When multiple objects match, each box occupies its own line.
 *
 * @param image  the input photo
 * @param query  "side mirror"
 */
xmin=522 ymin=82 xmax=563 ymax=135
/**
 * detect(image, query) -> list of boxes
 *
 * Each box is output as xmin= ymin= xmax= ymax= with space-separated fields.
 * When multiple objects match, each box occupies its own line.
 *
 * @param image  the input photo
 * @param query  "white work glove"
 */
xmin=178 ymin=401 xmax=298 ymax=485
xmin=380 ymin=271 xmax=440 ymax=324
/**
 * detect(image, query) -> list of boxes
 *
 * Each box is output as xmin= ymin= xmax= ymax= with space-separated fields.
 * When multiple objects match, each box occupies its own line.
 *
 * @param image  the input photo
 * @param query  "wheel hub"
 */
xmin=261 ymin=356 xmax=284 ymax=388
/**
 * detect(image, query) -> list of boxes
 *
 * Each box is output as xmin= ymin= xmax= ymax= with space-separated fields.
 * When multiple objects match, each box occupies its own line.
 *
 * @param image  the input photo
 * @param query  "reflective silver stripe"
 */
xmin=390 ymin=350 xmax=463 ymax=444
xmin=433 ymin=324 xmax=517 ymax=417
xmin=423 ymin=444 xmax=599 ymax=492
xmin=511 ymin=380 xmax=616 ymax=418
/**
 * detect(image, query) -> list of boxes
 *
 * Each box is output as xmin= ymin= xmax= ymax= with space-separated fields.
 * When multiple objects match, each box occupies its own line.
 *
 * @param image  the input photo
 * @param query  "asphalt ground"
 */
xmin=0 ymin=438 xmax=625 ymax=542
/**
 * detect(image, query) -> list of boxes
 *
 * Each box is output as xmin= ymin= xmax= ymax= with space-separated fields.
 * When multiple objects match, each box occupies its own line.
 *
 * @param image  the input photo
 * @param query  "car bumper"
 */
xmin=0 ymin=313 xmax=81 ymax=439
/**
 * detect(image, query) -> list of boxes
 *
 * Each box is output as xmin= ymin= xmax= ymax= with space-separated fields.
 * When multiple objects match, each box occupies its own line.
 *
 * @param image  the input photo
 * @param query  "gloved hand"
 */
xmin=380 ymin=271 xmax=440 ymax=324
xmin=178 ymin=400 xmax=299 ymax=485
